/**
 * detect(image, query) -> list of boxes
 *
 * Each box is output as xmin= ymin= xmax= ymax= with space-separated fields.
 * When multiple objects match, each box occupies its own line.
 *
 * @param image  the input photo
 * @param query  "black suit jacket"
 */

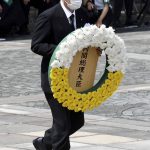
xmin=31 ymin=3 xmax=89 ymax=92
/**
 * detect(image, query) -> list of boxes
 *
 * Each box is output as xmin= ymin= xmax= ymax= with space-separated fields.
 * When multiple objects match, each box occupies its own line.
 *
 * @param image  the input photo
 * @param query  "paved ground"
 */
xmin=0 ymin=30 xmax=150 ymax=150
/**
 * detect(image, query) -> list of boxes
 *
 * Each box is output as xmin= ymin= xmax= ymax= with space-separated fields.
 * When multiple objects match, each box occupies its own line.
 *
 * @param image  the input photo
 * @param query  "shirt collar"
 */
xmin=60 ymin=0 xmax=75 ymax=19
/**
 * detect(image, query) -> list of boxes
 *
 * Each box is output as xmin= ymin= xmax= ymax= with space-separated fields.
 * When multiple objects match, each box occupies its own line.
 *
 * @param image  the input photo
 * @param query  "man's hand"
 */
xmin=96 ymin=4 xmax=109 ymax=28
xmin=96 ymin=19 xmax=102 ymax=28
xmin=0 ymin=4 xmax=3 ymax=13
xmin=87 ymin=2 xmax=95 ymax=11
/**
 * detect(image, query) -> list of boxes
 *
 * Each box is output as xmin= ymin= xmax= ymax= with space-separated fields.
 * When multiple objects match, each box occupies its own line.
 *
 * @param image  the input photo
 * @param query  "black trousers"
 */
xmin=43 ymin=92 xmax=84 ymax=150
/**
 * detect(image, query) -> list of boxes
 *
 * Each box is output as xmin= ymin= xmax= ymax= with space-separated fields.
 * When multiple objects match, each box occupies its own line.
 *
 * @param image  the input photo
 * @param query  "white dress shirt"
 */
xmin=60 ymin=0 xmax=77 ymax=29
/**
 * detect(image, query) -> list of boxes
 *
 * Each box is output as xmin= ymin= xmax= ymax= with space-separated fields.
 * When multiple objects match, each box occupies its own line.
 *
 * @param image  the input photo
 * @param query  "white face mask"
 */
xmin=66 ymin=0 xmax=82 ymax=10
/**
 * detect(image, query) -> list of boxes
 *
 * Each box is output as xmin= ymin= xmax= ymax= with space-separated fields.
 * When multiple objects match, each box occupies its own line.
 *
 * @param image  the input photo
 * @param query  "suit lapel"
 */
xmin=53 ymin=4 xmax=87 ymax=34
xmin=55 ymin=4 xmax=73 ymax=32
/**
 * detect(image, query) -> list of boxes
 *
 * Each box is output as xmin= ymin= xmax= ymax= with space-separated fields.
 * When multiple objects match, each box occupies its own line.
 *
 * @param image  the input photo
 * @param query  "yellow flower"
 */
xmin=74 ymin=94 xmax=82 ymax=100
xmin=81 ymin=94 xmax=87 ymax=99
xmin=51 ymin=86 xmax=60 ymax=92
xmin=108 ymin=72 xmax=114 ymax=79
xmin=62 ymin=101 xmax=68 ymax=107
xmin=101 ymin=84 xmax=107 ymax=90
xmin=50 ymin=68 xmax=58 ymax=74
xmin=62 ymin=93 xmax=69 ymax=99
xmin=51 ymin=79 xmax=59 ymax=86
xmin=66 ymin=87 xmax=73 ymax=94
xmin=50 ymin=66 xmax=124 ymax=112
xmin=92 ymin=91 xmax=98 ymax=97
xmin=114 ymin=71 xmax=123 ymax=79
xmin=77 ymin=101 xmax=83 ymax=108
xmin=53 ymin=92 xmax=62 ymax=99
xmin=50 ymin=72 xmax=57 ymax=79
xmin=89 ymin=104 xmax=95 ymax=111
xmin=105 ymin=79 xmax=111 ymax=85
xmin=95 ymin=101 xmax=102 ymax=106
xmin=63 ymin=68 xmax=69 ymax=76
xmin=58 ymin=97 xmax=66 ymax=103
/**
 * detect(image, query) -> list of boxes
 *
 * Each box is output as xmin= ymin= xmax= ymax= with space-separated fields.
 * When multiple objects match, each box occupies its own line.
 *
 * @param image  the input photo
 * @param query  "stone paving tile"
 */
xmin=0 ymin=123 xmax=47 ymax=134
xmin=127 ymin=53 xmax=150 ymax=61
xmin=20 ymin=131 xmax=45 ymax=137
xmin=0 ymin=103 xmax=149 ymax=149
xmin=122 ymin=72 xmax=150 ymax=85
xmin=0 ymin=108 xmax=30 ymax=115
xmin=20 ymin=131 xmax=97 ymax=138
xmin=0 ymin=104 xmax=52 ymax=119
xmin=0 ymin=133 xmax=34 ymax=146
xmin=9 ymin=139 xmax=150 ymax=150
xmin=0 ymin=114 xmax=50 ymax=124
xmin=0 ymin=94 xmax=45 ymax=105
xmin=22 ymin=120 xmax=52 ymax=127
xmin=0 ymin=112 xmax=8 ymax=116
xmin=82 ymin=125 xmax=150 ymax=140
xmin=90 ymin=90 xmax=150 ymax=121
xmin=0 ymin=120 xmax=9 ymax=125
xmin=118 ymin=84 xmax=150 ymax=92
xmin=107 ymin=117 xmax=150 ymax=127
xmin=0 ymin=147 xmax=27 ymax=150
xmin=8 ymin=143 xmax=34 ymax=150
xmin=72 ymin=146 xmax=127 ymax=150
xmin=71 ymin=134 xmax=138 ymax=145
xmin=10 ymin=117 xmax=150 ymax=141
xmin=109 ymin=140 xmax=150 ymax=150
xmin=0 ymin=41 xmax=42 ymax=98
xmin=10 ymin=142 xmax=94 ymax=150
xmin=127 ymin=59 xmax=150 ymax=73
xmin=88 ymin=120 xmax=150 ymax=132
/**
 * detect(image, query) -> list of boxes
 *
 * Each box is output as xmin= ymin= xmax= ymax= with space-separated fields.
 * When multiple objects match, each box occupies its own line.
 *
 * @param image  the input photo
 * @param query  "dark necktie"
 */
xmin=70 ymin=14 xmax=75 ymax=31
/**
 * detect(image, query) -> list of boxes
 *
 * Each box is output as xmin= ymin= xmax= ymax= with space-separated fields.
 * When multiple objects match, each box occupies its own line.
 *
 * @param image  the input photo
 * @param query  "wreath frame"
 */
xmin=48 ymin=25 xmax=126 ymax=112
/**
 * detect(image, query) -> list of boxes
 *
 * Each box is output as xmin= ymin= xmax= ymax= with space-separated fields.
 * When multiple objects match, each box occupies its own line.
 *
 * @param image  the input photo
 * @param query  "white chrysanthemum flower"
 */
xmin=66 ymin=34 xmax=76 ymax=41
xmin=55 ymin=51 xmax=62 ymax=60
xmin=105 ymin=47 xmax=113 ymax=55
xmin=51 ymin=60 xmax=62 ymax=68
xmin=84 ymin=23 xmax=91 ymax=27
xmin=72 ymin=29 xmax=83 ymax=37
xmin=107 ymin=65 xmax=116 ymax=72
xmin=51 ymin=24 xmax=126 ymax=73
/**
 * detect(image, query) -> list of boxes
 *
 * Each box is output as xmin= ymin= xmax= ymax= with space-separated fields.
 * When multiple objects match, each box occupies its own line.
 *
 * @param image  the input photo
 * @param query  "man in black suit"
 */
xmin=31 ymin=0 xmax=89 ymax=149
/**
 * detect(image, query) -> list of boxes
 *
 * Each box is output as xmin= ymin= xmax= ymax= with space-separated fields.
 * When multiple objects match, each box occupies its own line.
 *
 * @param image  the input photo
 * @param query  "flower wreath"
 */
xmin=49 ymin=25 xmax=127 ymax=112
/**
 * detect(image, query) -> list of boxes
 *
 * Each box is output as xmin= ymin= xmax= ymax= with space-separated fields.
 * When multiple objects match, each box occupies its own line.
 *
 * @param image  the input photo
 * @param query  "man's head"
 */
xmin=63 ymin=0 xmax=82 ymax=12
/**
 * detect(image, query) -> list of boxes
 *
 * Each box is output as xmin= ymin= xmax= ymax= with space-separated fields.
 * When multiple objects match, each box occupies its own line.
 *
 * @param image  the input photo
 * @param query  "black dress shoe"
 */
xmin=33 ymin=137 xmax=52 ymax=150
